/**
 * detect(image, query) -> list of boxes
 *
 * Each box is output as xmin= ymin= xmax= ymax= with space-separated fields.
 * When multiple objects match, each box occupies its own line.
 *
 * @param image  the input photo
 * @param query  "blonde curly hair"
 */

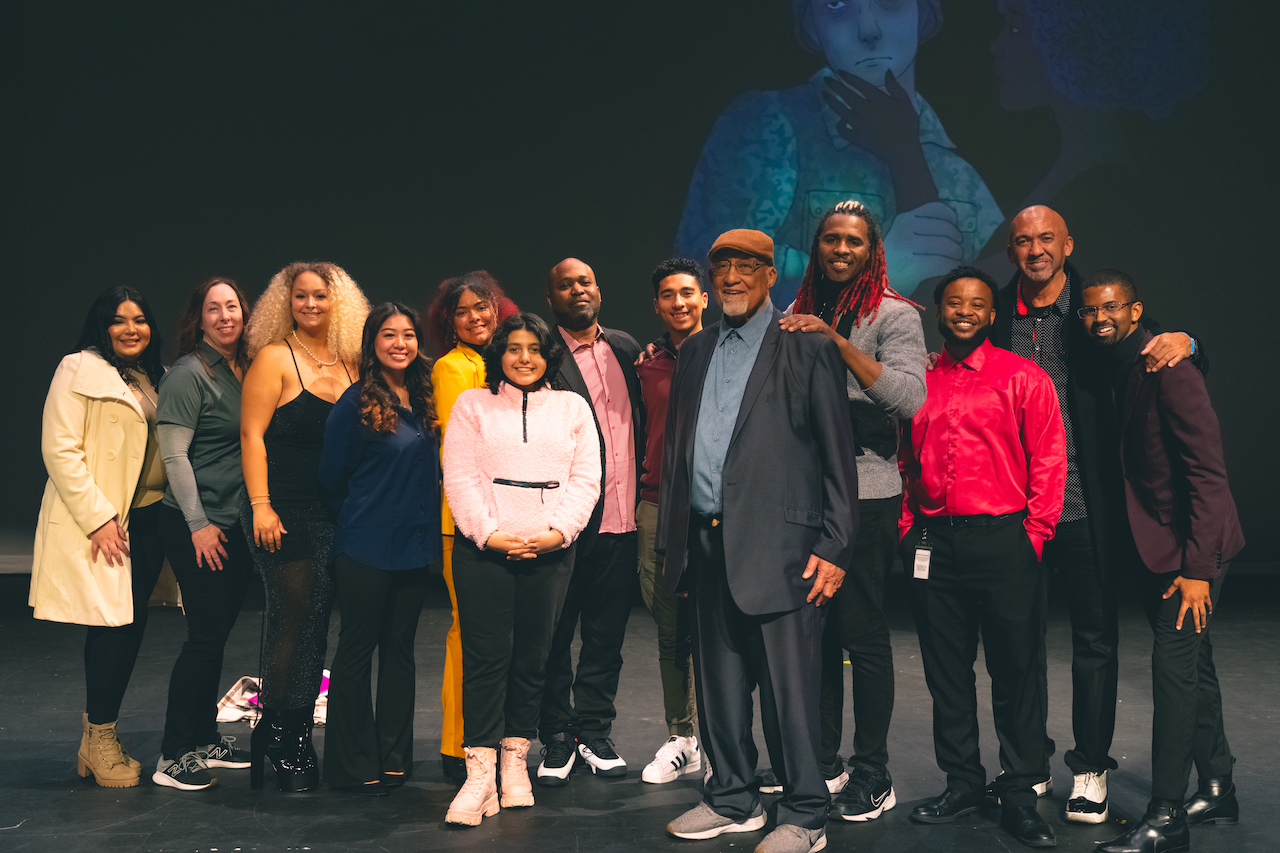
xmin=245 ymin=261 xmax=370 ymax=362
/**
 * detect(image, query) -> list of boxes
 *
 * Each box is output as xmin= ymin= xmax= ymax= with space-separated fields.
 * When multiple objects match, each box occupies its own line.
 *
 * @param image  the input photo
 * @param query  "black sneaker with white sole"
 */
xmin=197 ymin=735 xmax=251 ymax=769
xmin=831 ymin=766 xmax=896 ymax=821
xmin=536 ymin=735 xmax=576 ymax=786
xmin=153 ymin=752 xmax=218 ymax=791
xmin=577 ymin=737 xmax=627 ymax=777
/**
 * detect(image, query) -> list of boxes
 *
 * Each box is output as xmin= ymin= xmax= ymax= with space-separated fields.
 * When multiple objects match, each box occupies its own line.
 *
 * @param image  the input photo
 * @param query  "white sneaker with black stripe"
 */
xmin=153 ymin=751 xmax=218 ymax=790
xmin=642 ymin=736 xmax=702 ymax=784
xmin=577 ymin=737 xmax=627 ymax=777
xmin=1065 ymin=770 xmax=1108 ymax=823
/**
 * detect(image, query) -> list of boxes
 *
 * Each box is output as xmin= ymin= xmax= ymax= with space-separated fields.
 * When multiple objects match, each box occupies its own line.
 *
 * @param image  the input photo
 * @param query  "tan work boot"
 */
xmin=445 ymin=747 xmax=499 ymax=826
xmin=81 ymin=712 xmax=141 ymax=772
xmin=77 ymin=715 xmax=141 ymax=788
xmin=499 ymin=737 xmax=534 ymax=808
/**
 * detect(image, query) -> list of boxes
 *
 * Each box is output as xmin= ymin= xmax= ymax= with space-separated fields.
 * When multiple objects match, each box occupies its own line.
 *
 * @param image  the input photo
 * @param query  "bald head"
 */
xmin=546 ymin=257 xmax=602 ymax=332
xmin=1007 ymin=205 xmax=1074 ymax=288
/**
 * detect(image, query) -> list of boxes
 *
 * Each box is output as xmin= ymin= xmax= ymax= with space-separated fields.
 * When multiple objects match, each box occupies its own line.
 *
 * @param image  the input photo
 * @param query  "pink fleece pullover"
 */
xmin=442 ymin=382 xmax=601 ymax=549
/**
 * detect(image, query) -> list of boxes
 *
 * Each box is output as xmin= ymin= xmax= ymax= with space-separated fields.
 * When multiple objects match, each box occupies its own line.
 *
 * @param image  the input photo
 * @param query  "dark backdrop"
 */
xmin=11 ymin=2 xmax=1277 ymax=563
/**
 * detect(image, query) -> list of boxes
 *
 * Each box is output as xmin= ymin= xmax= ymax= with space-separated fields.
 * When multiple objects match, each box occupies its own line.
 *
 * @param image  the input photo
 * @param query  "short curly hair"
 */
xmin=792 ymin=0 xmax=944 ymax=57
xmin=1020 ymin=0 xmax=1207 ymax=119
xmin=425 ymin=270 xmax=519 ymax=357
xmin=245 ymin=261 xmax=370 ymax=363
xmin=482 ymin=313 xmax=565 ymax=394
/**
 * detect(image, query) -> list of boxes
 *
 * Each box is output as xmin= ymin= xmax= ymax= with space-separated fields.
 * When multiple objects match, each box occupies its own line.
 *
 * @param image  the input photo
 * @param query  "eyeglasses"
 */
xmin=1077 ymin=302 xmax=1134 ymax=319
xmin=710 ymin=259 xmax=767 ymax=276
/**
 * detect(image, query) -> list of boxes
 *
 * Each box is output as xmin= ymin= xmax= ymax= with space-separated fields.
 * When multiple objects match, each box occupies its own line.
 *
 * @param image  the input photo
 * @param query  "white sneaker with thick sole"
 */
xmin=642 ymin=736 xmax=702 ymax=784
xmin=825 ymin=769 xmax=849 ymax=794
xmin=1065 ymin=770 xmax=1108 ymax=824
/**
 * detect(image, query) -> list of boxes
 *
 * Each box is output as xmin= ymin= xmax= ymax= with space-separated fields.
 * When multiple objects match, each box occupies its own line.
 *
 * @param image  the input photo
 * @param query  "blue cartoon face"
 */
xmin=808 ymin=0 xmax=919 ymax=86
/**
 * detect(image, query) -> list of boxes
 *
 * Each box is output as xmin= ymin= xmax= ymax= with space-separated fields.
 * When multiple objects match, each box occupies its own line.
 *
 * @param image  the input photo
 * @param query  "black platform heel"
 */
xmin=249 ymin=707 xmax=274 ymax=790
xmin=250 ymin=706 xmax=319 ymax=792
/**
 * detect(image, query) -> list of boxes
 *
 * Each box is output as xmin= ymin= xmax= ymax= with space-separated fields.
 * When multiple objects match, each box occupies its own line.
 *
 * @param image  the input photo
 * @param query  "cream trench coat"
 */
xmin=30 ymin=350 xmax=150 ymax=626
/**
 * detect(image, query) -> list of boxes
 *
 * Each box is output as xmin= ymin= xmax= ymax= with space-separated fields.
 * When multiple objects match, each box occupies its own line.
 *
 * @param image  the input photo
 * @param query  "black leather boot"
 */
xmin=252 ymin=706 xmax=319 ymax=792
xmin=1185 ymin=774 xmax=1239 ymax=825
xmin=1097 ymin=801 xmax=1190 ymax=853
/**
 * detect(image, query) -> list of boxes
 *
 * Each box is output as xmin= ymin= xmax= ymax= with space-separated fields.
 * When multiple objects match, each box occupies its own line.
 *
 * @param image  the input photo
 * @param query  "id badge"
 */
xmin=913 ymin=530 xmax=932 ymax=580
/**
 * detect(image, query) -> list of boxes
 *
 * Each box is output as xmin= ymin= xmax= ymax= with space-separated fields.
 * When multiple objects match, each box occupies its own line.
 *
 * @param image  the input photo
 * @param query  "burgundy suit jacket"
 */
xmin=1117 ymin=331 xmax=1243 ymax=579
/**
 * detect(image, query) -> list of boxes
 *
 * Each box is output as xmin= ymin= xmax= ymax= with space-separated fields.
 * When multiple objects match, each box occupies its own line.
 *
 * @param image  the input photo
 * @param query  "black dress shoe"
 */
xmin=441 ymin=753 xmax=466 ymax=787
xmin=1097 ymin=804 xmax=1190 ymax=853
xmin=380 ymin=770 xmax=410 ymax=788
xmin=910 ymin=788 xmax=983 ymax=824
xmin=333 ymin=780 xmax=389 ymax=797
xmin=1184 ymin=777 xmax=1238 ymax=825
xmin=1001 ymin=804 xmax=1056 ymax=848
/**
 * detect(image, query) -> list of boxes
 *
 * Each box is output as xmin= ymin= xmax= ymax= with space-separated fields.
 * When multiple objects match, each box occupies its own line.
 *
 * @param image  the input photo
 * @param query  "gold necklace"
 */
xmin=291 ymin=332 xmax=339 ymax=366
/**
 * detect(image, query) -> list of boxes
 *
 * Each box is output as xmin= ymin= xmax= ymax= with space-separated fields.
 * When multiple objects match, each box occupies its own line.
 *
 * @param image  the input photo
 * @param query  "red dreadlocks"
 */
xmin=790 ymin=201 xmax=923 ymax=327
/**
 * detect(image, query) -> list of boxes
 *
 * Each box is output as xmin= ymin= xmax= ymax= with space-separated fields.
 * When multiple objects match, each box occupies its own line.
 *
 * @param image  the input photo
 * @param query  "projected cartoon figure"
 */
xmin=979 ymin=0 xmax=1207 ymax=262
xmin=674 ymin=0 xmax=1002 ymax=307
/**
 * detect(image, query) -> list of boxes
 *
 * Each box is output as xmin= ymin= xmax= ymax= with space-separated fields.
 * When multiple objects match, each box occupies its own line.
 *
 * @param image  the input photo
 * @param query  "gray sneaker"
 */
xmin=754 ymin=824 xmax=827 ymax=853
xmin=196 ymin=735 xmax=251 ymax=769
xmin=667 ymin=801 xmax=766 ymax=840
xmin=153 ymin=751 xmax=218 ymax=791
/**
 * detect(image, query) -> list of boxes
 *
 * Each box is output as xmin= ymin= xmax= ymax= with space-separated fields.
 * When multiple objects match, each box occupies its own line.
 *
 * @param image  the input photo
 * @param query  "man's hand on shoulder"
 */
xmin=802 ymin=554 xmax=844 ymax=606
xmin=1142 ymin=332 xmax=1195 ymax=373
xmin=779 ymin=314 xmax=839 ymax=343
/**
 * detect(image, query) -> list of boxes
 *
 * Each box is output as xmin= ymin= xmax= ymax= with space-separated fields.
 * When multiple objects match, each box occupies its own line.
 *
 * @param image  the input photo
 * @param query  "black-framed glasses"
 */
xmin=710 ymin=259 xmax=766 ymax=276
xmin=1077 ymin=302 xmax=1134 ymax=319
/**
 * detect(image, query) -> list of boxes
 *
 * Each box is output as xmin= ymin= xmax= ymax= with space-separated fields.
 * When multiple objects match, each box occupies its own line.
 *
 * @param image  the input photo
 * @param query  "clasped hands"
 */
xmin=487 ymin=528 xmax=566 ymax=560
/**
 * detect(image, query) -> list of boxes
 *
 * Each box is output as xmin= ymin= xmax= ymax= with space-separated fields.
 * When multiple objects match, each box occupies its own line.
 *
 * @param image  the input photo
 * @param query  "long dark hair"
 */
xmin=425 ymin=270 xmax=519 ymax=357
xmin=358 ymin=302 xmax=437 ymax=435
xmin=791 ymin=200 xmax=922 ymax=327
xmin=176 ymin=276 xmax=253 ymax=377
xmin=482 ymin=313 xmax=564 ymax=394
xmin=75 ymin=286 xmax=164 ymax=387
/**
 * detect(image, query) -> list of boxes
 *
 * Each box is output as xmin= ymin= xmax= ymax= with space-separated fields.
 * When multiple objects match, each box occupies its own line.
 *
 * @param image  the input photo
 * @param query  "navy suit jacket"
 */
xmin=1114 ymin=330 xmax=1243 ymax=580
xmin=656 ymin=307 xmax=859 ymax=615
xmin=550 ymin=324 xmax=644 ymax=554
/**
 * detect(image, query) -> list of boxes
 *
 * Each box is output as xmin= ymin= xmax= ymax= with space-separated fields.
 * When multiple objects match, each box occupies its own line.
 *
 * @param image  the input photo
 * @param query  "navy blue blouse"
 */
xmin=319 ymin=382 xmax=442 ymax=571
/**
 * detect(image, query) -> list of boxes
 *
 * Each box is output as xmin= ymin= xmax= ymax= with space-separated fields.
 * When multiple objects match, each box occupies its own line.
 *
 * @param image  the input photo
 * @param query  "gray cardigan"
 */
xmin=786 ymin=296 xmax=927 ymax=500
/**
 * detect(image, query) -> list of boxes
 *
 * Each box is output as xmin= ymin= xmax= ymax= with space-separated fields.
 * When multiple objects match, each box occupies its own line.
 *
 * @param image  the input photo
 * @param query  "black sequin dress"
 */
xmin=242 ymin=341 xmax=348 ymax=710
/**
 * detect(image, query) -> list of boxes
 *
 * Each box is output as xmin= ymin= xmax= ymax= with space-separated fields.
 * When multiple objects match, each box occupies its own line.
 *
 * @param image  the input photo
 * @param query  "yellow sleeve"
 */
xmin=432 ymin=351 xmax=484 ymax=535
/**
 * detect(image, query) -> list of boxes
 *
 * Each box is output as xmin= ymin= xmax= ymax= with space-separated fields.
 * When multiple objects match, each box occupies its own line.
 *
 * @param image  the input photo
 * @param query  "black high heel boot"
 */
xmin=249 ymin=707 xmax=275 ymax=790
xmin=272 ymin=706 xmax=320 ymax=792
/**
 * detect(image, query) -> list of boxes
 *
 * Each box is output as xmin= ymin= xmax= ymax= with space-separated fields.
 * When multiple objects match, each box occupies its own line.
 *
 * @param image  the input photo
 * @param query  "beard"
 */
xmin=937 ymin=316 xmax=992 ymax=347
xmin=554 ymin=301 xmax=599 ymax=331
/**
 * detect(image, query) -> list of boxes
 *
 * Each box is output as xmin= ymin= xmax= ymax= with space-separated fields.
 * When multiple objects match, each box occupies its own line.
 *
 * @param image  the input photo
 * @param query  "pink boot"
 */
xmin=445 ymin=747 xmax=499 ymax=826
xmin=499 ymin=737 xmax=534 ymax=808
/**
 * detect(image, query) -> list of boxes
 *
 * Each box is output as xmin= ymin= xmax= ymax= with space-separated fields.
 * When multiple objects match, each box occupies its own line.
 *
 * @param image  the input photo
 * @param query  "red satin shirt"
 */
xmin=898 ymin=339 xmax=1067 ymax=558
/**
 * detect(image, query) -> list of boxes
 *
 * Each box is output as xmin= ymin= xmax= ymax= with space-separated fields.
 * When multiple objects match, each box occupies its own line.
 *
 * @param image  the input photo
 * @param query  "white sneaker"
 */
xmin=577 ymin=737 xmax=627 ymax=777
xmin=825 ymin=769 xmax=849 ymax=794
xmin=642 ymin=736 xmax=702 ymax=784
xmin=1065 ymin=770 xmax=1108 ymax=824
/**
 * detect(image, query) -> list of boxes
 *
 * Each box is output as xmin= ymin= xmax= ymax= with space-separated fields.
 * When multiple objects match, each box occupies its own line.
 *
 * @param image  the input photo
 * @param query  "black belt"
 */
xmin=493 ymin=478 xmax=560 ymax=489
xmin=920 ymin=511 xmax=1021 ymax=528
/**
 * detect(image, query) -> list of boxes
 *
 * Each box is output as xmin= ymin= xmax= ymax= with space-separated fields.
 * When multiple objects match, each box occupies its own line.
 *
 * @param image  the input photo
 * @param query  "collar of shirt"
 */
xmin=196 ymin=338 xmax=229 ymax=367
xmin=717 ymin=301 xmax=774 ymax=351
xmin=810 ymin=68 xmax=954 ymax=153
xmin=1015 ymin=269 xmax=1074 ymax=317
xmin=937 ymin=338 xmax=994 ymax=373
xmin=559 ymin=324 xmax=603 ymax=352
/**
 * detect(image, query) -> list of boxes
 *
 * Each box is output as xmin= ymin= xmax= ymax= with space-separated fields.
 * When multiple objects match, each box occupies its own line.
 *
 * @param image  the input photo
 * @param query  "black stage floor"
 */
xmin=1 ymin=568 xmax=1275 ymax=853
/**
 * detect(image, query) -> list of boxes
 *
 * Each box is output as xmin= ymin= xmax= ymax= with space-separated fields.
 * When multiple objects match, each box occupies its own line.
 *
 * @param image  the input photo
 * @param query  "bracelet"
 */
xmin=250 ymin=498 xmax=271 ymax=506
xmin=249 ymin=494 xmax=270 ymax=499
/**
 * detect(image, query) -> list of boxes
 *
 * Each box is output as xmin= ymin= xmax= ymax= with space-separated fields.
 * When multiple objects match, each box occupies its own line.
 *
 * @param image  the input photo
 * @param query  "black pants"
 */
xmin=84 ymin=501 xmax=167 ymax=724
xmin=1138 ymin=567 xmax=1233 ymax=801
xmin=455 ymin=535 xmax=575 ymax=748
xmin=157 ymin=505 xmax=253 ymax=760
xmin=903 ymin=515 xmax=1047 ymax=808
xmin=538 ymin=530 xmax=637 ymax=742
xmin=1037 ymin=517 xmax=1119 ymax=774
xmin=690 ymin=516 xmax=829 ymax=829
xmin=323 ymin=554 xmax=431 ymax=787
xmin=819 ymin=495 xmax=898 ymax=778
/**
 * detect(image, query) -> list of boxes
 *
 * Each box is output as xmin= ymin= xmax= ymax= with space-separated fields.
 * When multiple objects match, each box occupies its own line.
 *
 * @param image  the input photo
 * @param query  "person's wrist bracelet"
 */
xmin=250 ymin=498 xmax=271 ymax=506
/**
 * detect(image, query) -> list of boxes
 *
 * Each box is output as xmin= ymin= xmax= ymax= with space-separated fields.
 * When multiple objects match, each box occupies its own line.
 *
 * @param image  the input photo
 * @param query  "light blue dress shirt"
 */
xmin=690 ymin=304 xmax=774 ymax=516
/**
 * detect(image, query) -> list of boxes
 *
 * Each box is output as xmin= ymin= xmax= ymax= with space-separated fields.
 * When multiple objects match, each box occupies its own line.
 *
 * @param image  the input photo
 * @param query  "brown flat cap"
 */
xmin=709 ymin=229 xmax=774 ymax=266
